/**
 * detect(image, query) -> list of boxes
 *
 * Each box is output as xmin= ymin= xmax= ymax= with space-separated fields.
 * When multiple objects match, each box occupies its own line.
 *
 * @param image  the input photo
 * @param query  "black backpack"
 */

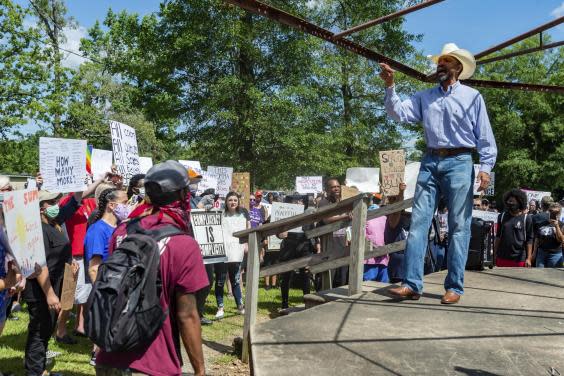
xmin=85 ymin=219 xmax=186 ymax=352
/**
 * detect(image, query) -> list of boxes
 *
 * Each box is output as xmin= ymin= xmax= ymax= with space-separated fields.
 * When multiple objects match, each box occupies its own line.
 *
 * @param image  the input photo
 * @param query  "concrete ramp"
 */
xmin=251 ymin=268 xmax=564 ymax=375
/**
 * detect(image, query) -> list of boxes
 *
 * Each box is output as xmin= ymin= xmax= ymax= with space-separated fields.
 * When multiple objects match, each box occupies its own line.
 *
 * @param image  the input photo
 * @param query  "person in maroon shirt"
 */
xmin=95 ymin=161 xmax=207 ymax=376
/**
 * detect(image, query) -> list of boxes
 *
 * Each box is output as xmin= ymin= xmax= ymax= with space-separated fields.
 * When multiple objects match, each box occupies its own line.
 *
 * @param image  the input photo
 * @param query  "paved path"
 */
xmin=252 ymin=268 xmax=564 ymax=375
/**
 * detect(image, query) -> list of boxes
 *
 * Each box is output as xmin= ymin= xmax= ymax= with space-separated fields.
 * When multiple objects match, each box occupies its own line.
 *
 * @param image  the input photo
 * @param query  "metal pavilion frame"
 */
xmin=225 ymin=0 xmax=564 ymax=94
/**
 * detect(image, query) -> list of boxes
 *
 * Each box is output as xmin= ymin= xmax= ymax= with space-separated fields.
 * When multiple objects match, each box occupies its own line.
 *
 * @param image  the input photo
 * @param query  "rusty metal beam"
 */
xmin=474 ymin=16 xmax=564 ymax=60
xmin=225 ymin=0 xmax=428 ymax=81
xmin=333 ymin=0 xmax=445 ymax=39
xmin=462 ymin=79 xmax=564 ymax=94
xmin=226 ymin=0 xmax=564 ymax=94
xmin=477 ymin=40 xmax=564 ymax=65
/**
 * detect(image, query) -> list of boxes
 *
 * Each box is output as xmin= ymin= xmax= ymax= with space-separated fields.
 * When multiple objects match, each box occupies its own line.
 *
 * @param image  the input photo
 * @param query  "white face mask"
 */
xmin=138 ymin=187 xmax=146 ymax=198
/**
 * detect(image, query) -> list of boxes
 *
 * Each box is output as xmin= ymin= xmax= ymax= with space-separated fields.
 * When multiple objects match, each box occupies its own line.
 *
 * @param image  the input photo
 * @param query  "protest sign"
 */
xmin=190 ymin=210 xmax=227 ymax=264
xmin=196 ymin=171 xmax=219 ymax=196
xmin=521 ymin=189 xmax=551 ymax=203
xmin=232 ymin=172 xmax=251 ymax=210
xmin=222 ymin=215 xmax=247 ymax=262
xmin=91 ymin=149 xmax=113 ymax=180
xmin=345 ymin=167 xmax=379 ymax=193
xmin=2 ymin=190 xmax=46 ymax=277
xmin=60 ymin=263 xmax=77 ymax=311
xmin=178 ymin=160 xmax=203 ymax=174
xmin=207 ymin=166 xmax=233 ymax=197
xmin=295 ymin=176 xmax=323 ymax=194
xmin=403 ymin=162 xmax=420 ymax=202
xmin=268 ymin=202 xmax=304 ymax=251
xmin=110 ymin=120 xmax=140 ymax=186
xmin=472 ymin=210 xmax=499 ymax=223
xmin=379 ymin=149 xmax=406 ymax=196
xmin=86 ymin=145 xmax=93 ymax=175
xmin=39 ymin=137 xmax=87 ymax=193
xmin=341 ymin=185 xmax=360 ymax=200
xmin=473 ymin=165 xmax=495 ymax=196
xmin=26 ymin=178 xmax=37 ymax=191
xmin=139 ymin=157 xmax=153 ymax=174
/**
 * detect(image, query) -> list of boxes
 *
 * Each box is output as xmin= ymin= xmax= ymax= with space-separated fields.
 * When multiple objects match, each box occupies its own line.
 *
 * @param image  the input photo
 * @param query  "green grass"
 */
xmin=0 ymin=281 xmax=307 ymax=375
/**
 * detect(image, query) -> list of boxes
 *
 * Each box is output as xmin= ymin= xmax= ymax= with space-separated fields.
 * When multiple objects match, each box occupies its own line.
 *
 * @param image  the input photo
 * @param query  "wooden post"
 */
xmin=242 ymin=232 xmax=260 ymax=364
xmin=320 ymin=234 xmax=332 ymax=291
xmin=348 ymin=197 xmax=368 ymax=296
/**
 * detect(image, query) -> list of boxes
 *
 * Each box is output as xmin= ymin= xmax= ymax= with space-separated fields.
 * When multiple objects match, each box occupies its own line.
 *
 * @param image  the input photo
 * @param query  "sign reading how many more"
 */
xmin=295 ymin=176 xmax=323 ymax=194
xmin=207 ymin=166 xmax=233 ymax=197
xmin=190 ymin=210 xmax=227 ymax=264
xmin=110 ymin=120 xmax=140 ymax=186
xmin=2 ymin=190 xmax=46 ymax=277
xmin=379 ymin=149 xmax=406 ymax=196
xmin=39 ymin=137 xmax=87 ymax=193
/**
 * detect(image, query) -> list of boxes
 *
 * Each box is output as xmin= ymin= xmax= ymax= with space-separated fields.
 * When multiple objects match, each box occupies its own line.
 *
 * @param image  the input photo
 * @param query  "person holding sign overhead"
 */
xmin=380 ymin=43 xmax=497 ymax=304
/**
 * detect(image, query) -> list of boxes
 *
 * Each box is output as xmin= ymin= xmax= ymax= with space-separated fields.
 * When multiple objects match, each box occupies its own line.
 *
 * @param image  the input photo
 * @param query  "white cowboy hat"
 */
xmin=429 ymin=43 xmax=476 ymax=80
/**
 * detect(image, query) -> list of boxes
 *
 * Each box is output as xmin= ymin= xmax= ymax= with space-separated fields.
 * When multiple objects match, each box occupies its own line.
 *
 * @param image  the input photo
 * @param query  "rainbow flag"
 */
xmin=86 ymin=144 xmax=93 ymax=175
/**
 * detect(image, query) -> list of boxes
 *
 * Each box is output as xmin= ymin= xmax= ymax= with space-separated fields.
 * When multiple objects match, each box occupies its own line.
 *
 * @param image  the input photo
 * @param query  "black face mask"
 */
xmin=506 ymin=202 xmax=519 ymax=212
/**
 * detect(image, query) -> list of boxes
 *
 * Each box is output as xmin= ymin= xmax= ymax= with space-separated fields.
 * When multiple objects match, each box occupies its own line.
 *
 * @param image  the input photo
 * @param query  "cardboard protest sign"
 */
xmin=231 ymin=172 xmax=251 ymax=210
xmin=341 ymin=185 xmax=360 ymax=200
xmin=91 ymin=149 xmax=113 ymax=180
xmin=60 ymin=263 xmax=77 ymax=311
xmin=207 ymin=166 xmax=233 ymax=197
xmin=295 ymin=176 xmax=323 ymax=194
xmin=190 ymin=210 xmax=227 ymax=264
xmin=473 ymin=165 xmax=495 ymax=196
xmin=222 ymin=215 xmax=247 ymax=262
xmin=139 ymin=157 xmax=153 ymax=174
xmin=178 ymin=160 xmax=203 ymax=174
xmin=267 ymin=202 xmax=304 ymax=251
xmin=110 ymin=120 xmax=140 ymax=186
xmin=39 ymin=137 xmax=87 ymax=193
xmin=345 ymin=168 xmax=379 ymax=193
xmin=2 ymin=190 xmax=46 ymax=277
xmin=196 ymin=171 xmax=219 ymax=196
xmin=379 ymin=149 xmax=406 ymax=196
xmin=521 ymin=189 xmax=551 ymax=203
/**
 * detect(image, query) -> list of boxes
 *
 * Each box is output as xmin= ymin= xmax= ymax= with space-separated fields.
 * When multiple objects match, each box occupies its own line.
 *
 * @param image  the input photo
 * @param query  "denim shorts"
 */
xmin=0 ymin=290 xmax=8 ymax=324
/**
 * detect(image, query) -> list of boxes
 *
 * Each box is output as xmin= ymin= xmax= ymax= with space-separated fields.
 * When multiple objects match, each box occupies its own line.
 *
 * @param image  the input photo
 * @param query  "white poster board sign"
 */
xmin=345 ymin=168 xmax=379 ymax=193
xmin=91 ymin=149 xmax=113 ymax=180
xmin=295 ymin=176 xmax=323 ymax=194
xmin=139 ymin=157 xmax=153 ymax=174
xmin=39 ymin=137 xmax=87 ymax=193
xmin=403 ymin=162 xmax=420 ymax=201
xmin=207 ymin=166 xmax=233 ymax=197
xmin=190 ymin=210 xmax=227 ymax=264
xmin=26 ymin=178 xmax=37 ymax=191
xmin=472 ymin=210 xmax=499 ymax=223
xmin=178 ymin=160 xmax=203 ymax=174
xmin=271 ymin=202 xmax=304 ymax=233
xmin=473 ymin=165 xmax=495 ymax=196
xmin=110 ymin=120 xmax=140 ymax=185
xmin=222 ymin=215 xmax=247 ymax=263
xmin=196 ymin=171 xmax=219 ymax=196
xmin=2 ymin=190 xmax=46 ymax=277
xmin=521 ymin=189 xmax=551 ymax=203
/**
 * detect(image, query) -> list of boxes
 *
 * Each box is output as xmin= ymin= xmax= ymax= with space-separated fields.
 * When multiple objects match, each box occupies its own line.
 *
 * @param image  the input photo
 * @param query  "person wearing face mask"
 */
xmin=494 ymin=189 xmax=533 ymax=268
xmin=23 ymin=185 xmax=93 ymax=376
xmin=126 ymin=174 xmax=146 ymax=206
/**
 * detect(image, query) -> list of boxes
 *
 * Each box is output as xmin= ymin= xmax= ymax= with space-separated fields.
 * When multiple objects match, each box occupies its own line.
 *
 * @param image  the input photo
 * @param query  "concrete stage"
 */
xmin=251 ymin=268 xmax=564 ymax=376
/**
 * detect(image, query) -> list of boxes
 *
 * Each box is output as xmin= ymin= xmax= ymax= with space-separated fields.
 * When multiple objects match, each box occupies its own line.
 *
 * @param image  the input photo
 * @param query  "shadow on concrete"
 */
xmin=476 ymin=271 xmax=564 ymax=289
xmin=203 ymin=339 xmax=233 ymax=355
xmin=252 ymin=330 xmax=564 ymax=347
xmin=336 ymin=343 xmax=403 ymax=376
xmin=453 ymin=366 xmax=502 ymax=375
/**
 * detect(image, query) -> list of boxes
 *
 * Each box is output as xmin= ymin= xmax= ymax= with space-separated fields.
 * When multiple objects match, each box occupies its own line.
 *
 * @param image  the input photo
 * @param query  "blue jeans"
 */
xmin=536 ymin=248 xmax=563 ymax=268
xmin=215 ymin=262 xmax=243 ymax=308
xmin=363 ymin=264 xmax=389 ymax=283
xmin=403 ymin=152 xmax=474 ymax=295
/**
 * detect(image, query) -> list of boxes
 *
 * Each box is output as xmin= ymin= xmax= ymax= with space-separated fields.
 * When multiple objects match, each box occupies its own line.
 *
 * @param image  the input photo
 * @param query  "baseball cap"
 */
xmin=38 ymin=190 xmax=62 ymax=203
xmin=254 ymin=190 xmax=263 ymax=198
xmin=541 ymin=196 xmax=554 ymax=206
xmin=145 ymin=160 xmax=190 ymax=193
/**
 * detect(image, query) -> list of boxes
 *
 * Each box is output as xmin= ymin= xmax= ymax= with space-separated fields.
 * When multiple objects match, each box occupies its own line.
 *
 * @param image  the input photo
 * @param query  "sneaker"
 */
xmin=237 ymin=305 xmax=245 ymax=315
xmin=89 ymin=351 xmax=96 ymax=367
xmin=46 ymin=350 xmax=61 ymax=359
xmin=215 ymin=308 xmax=224 ymax=319
xmin=55 ymin=335 xmax=78 ymax=345
xmin=200 ymin=317 xmax=213 ymax=326
xmin=11 ymin=302 xmax=22 ymax=313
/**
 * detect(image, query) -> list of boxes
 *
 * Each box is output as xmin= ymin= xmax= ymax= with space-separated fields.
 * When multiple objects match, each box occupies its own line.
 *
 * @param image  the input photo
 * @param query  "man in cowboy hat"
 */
xmin=379 ymin=43 xmax=497 ymax=304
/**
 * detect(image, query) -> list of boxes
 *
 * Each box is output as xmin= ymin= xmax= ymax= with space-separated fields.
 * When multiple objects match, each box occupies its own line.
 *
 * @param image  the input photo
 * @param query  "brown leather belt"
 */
xmin=427 ymin=147 xmax=474 ymax=157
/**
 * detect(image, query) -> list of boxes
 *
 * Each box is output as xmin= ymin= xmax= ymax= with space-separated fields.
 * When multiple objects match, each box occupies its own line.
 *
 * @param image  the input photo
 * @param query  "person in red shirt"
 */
xmin=95 ymin=161 xmax=207 ymax=376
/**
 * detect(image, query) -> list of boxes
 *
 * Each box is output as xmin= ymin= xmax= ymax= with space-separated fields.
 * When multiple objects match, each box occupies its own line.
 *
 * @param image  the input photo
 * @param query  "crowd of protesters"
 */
xmin=0 ymin=165 xmax=563 ymax=376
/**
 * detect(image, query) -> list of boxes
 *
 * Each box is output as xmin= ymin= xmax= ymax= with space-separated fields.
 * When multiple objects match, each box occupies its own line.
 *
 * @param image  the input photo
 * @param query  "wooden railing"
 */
xmin=232 ymin=193 xmax=413 ymax=363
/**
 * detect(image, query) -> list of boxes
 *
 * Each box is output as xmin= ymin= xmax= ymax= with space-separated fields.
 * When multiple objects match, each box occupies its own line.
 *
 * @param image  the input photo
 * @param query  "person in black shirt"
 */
xmin=23 ymin=182 xmax=100 ymax=376
xmin=494 ymin=189 xmax=533 ymax=267
xmin=534 ymin=202 xmax=563 ymax=268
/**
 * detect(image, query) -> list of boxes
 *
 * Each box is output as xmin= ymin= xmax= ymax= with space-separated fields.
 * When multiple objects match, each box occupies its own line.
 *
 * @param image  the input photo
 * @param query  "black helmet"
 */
xmin=145 ymin=160 xmax=190 ymax=206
